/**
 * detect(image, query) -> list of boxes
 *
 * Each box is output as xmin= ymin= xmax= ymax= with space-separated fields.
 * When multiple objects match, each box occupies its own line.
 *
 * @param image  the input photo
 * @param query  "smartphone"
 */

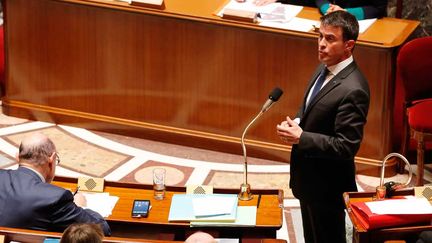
xmin=131 ymin=200 xmax=150 ymax=218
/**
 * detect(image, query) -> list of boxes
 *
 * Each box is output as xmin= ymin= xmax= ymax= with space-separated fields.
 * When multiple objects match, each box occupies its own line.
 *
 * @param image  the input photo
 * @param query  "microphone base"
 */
xmin=238 ymin=183 xmax=253 ymax=201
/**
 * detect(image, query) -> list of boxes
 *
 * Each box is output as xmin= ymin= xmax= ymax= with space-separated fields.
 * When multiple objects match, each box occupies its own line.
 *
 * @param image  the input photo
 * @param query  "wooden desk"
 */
xmin=1 ymin=0 xmax=419 ymax=172
xmin=344 ymin=189 xmax=432 ymax=243
xmin=0 ymin=226 xmax=181 ymax=243
xmin=0 ymin=226 xmax=288 ymax=243
xmin=52 ymin=177 xmax=283 ymax=240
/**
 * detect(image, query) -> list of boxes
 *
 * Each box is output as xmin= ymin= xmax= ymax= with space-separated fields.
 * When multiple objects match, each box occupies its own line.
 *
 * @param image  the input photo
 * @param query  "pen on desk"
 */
xmin=73 ymin=186 xmax=80 ymax=196
xmin=257 ymin=194 xmax=261 ymax=208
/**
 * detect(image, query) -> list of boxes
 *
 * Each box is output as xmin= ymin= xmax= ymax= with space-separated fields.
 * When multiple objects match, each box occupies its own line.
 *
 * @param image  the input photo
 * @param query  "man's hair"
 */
xmin=18 ymin=134 xmax=56 ymax=166
xmin=320 ymin=10 xmax=359 ymax=42
xmin=60 ymin=223 xmax=103 ymax=243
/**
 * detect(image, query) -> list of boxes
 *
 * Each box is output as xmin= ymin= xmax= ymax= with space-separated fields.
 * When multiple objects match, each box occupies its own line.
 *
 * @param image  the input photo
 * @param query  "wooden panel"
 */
xmin=2 ymin=0 xmax=419 ymax=169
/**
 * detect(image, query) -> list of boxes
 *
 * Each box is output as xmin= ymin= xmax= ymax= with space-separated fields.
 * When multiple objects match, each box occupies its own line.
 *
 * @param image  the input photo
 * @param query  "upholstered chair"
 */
xmin=397 ymin=36 xmax=432 ymax=186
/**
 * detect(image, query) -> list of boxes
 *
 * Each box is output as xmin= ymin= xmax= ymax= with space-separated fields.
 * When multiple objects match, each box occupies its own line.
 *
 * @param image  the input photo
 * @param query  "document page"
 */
xmin=217 ymin=0 xmax=281 ymax=17
xmin=192 ymin=195 xmax=237 ymax=217
xmin=358 ymin=18 xmax=377 ymax=34
xmin=190 ymin=206 xmax=257 ymax=227
xmin=217 ymin=0 xmax=302 ymax=22
xmin=83 ymin=192 xmax=119 ymax=217
xmin=260 ymin=17 xmax=317 ymax=32
xmin=216 ymin=239 xmax=239 ymax=243
xmin=366 ymin=197 xmax=432 ymax=215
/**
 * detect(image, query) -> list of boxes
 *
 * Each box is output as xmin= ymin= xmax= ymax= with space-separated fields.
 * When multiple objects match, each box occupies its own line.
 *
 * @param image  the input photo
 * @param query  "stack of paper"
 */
xmin=83 ymin=192 xmax=119 ymax=217
xmin=192 ymin=195 xmax=237 ymax=217
xmin=191 ymin=206 xmax=257 ymax=227
xmin=217 ymin=0 xmax=302 ymax=23
xmin=217 ymin=0 xmax=377 ymax=33
xmin=168 ymin=194 xmax=238 ymax=222
xmin=350 ymin=197 xmax=432 ymax=229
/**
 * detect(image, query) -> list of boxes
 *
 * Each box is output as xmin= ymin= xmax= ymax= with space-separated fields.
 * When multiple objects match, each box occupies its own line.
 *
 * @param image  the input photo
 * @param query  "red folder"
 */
xmin=350 ymin=201 xmax=432 ymax=230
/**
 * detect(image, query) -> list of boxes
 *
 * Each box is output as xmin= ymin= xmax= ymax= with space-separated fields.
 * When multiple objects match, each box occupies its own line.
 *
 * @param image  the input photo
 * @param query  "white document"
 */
xmin=258 ymin=4 xmax=303 ymax=23
xmin=216 ymin=239 xmax=239 ymax=243
xmin=218 ymin=0 xmax=303 ymax=24
xmin=190 ymin=206 xmax=257 ymax=227
xmin=83 ymin=192 xmax=119 ymax=218
xmin=260 ymin=17 xmax=317 ymax=32
xmin=217 ymin=0 xmax=282 ymax=17
xmin=366 ymin=197 xmax=432 ymax=215
xmin=192 ymin=195 xmax=237 ymax=217
xmin=358 ymin=18 xmax=377 ymax=34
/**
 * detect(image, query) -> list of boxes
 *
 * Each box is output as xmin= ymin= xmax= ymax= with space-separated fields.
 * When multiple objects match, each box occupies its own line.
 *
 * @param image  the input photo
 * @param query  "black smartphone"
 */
xmin=131 ymin=200 xmax=150 ymax=218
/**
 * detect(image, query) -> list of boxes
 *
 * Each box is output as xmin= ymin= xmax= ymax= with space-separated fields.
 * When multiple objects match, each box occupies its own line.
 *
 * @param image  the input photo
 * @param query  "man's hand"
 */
xmin=253 ymin=0 xmax=277 ymax=6
xmin=326 ymin=4 xmax=345 ymax=14
xmin=276 ymin=116 xmax=302 ymax=144
xmin=74 ymin=192 xmax=87 ymax=207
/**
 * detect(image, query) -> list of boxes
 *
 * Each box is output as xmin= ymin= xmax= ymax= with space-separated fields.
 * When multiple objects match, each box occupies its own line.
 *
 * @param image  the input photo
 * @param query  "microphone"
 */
xmin=261 ymin=87 xmax=284 ymax=112
xmin=239 ymin=87 xmax=284 ymax=201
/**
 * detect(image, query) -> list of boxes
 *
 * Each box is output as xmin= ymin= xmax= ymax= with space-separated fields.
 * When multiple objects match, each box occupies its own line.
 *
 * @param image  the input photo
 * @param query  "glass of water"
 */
xmin=153 ymin=168 xmax=166 ymax=200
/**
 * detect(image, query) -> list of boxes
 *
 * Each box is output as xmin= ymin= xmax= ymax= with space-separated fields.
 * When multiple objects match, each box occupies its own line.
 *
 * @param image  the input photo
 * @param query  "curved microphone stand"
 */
xmin=238 ymin=87 xmax=283 ymax=201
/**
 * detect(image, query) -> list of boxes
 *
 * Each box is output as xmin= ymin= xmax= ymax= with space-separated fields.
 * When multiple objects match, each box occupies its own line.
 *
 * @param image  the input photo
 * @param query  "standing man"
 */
xmin=277 ymin=11 xmax=370 ymax=243
xmin=0 ymin=133 xmax=111 ymax=235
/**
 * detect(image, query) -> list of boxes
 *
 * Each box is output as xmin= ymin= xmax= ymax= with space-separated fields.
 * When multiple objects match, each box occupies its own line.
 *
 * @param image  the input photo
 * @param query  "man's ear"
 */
xmin=345 ymin=40 xmax=355 ymax=52
xmin=48 ymin=152 xmax=56 ymax=166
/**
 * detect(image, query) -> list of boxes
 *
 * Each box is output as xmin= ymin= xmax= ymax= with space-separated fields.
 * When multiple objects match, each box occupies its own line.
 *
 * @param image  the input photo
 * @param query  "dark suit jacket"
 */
xmin=0 ymin=167 xmax=111 ymax=235
xmin=290 ymin=61 xmax=370 ymax=205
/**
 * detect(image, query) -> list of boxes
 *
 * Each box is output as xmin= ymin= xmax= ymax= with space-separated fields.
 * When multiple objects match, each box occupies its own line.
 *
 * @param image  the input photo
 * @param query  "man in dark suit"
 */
xmin=0 ymin=133 xmax=111 ymax=235
xmin=277 ymin=11 xmax=370 ymax=243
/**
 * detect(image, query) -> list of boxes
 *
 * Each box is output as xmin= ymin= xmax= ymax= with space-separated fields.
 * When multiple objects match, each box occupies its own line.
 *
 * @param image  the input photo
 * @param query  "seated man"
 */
xmin=61 ymin=223 xmax=104 ymax=243
xmin=0 ymin=133 xmax=111 ymax=235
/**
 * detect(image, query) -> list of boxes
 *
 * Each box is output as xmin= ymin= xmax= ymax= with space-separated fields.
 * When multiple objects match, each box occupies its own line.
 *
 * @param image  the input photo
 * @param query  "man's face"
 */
xmin=318 ymin=24 xmax=352 ymax=66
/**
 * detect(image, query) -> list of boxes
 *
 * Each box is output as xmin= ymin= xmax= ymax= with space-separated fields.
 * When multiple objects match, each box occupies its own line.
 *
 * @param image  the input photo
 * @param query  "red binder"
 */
xmin=351 ymin=201 xmax=432 ymax=230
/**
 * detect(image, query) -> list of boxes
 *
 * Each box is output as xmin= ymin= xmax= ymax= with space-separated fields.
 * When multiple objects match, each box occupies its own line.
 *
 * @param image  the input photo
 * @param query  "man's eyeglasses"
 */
xmin=55 ymin=153 xmax=61 ymax=165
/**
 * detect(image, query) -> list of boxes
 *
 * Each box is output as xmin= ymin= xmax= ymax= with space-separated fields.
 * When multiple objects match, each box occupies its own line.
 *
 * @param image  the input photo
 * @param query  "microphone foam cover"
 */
xmin=269 ymin=87 xmax=283 ymax=101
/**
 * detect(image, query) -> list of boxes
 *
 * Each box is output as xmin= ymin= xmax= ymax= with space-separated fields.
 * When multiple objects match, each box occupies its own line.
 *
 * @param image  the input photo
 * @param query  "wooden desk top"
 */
xmin=54 ymin=0 xmax=418 ymax=48
xmin=0 ymin=226 xmax=181 ymax=243
xmin=52 ymin=177 xmax=283 ymax=229
xmin=0 ymin=226 xmax=288 ymax=243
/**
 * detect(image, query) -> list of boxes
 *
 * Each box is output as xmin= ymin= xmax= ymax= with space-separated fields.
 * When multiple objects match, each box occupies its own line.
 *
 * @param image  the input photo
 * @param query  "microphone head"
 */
xmin=269 ymin=87 xmax=283 ymax=102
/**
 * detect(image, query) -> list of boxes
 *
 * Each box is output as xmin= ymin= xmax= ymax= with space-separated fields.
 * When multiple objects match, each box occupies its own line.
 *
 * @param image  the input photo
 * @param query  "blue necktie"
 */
xmin=307 ymin=67 xmax=329 ymax=107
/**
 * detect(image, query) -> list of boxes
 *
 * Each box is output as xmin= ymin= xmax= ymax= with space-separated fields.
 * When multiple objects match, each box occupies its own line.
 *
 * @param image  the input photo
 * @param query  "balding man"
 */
xmin=0 ymin=133 xmax=111 ymax=235
xmin=185 ymin=232 xmax=216 ymax=243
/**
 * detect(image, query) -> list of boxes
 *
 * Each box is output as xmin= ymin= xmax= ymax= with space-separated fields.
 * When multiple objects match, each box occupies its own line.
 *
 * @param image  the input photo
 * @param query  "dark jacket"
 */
xmin=290 ymin=61 xmax=370 ymax=205
xmin=0 ymin=167 xmax=111 ymax=235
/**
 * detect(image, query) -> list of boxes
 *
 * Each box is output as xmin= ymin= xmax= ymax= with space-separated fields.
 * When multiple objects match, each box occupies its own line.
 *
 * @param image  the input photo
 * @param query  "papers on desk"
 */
xmin=350 ymin=197 xmax=432 ymax=230
xmin=192 ymin=195 xmax=237 ymax=217
xmin=83 ymin=192 xmax=119 ymax=218
xmin=168 ymin=194 xmax=239 ymax=222
xmin=260 ymin=17 xmax=317 ymax=32
xmin=217 ymin=0 xmax=377 ymax=34
xmin=218 ymin=0 xmax=302 ymax=24
xmin=215 ymin=239 xmax=239 ymax=243
xmin=358 ymin=18 xmax=377 ymax=34
xmin=366 ymin=197 xmax=432 ymax=215
xmin=191 ymin=206 xmax=257 ymax=227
